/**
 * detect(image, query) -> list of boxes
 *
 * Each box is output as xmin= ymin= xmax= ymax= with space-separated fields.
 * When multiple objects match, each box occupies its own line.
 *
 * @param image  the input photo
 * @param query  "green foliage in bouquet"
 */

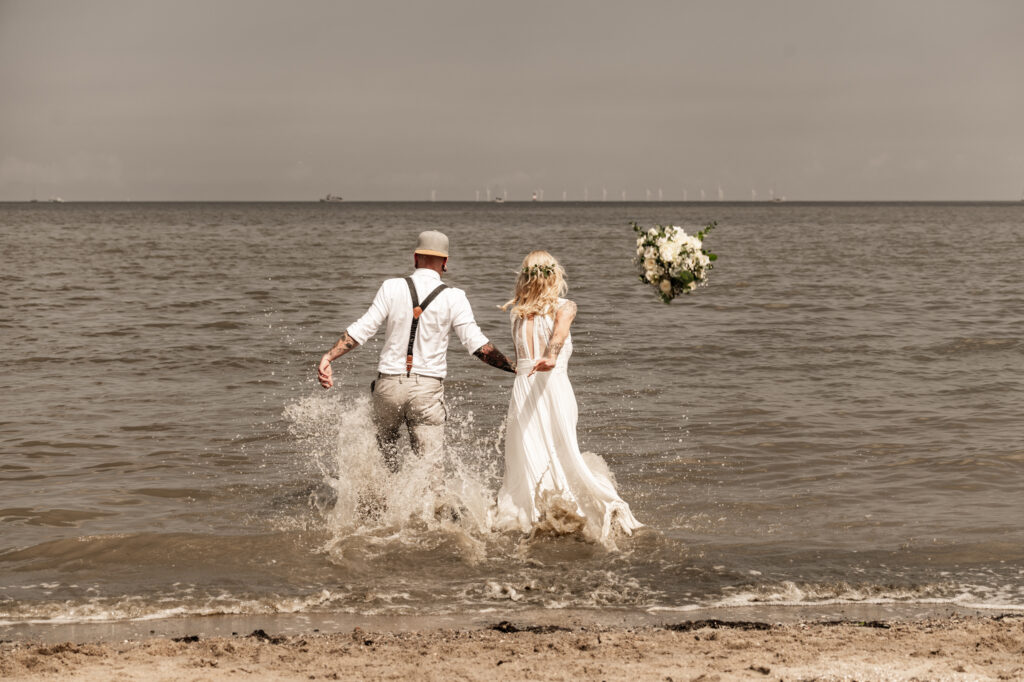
xmin=632 ymin=221 xmax=718 ymax=303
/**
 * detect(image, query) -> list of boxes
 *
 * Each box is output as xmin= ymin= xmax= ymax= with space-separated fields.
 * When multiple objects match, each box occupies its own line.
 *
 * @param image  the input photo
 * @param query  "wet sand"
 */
xmin=2 ymin=614 xmax=1022 ymax=681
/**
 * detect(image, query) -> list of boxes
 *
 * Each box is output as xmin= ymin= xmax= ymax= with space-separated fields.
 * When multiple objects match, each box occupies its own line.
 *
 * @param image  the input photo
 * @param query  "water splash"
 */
xmin=282 ymin=391 xmax=642 ymax=564
xmin=284 ymin=393 xmax=504 ymax=563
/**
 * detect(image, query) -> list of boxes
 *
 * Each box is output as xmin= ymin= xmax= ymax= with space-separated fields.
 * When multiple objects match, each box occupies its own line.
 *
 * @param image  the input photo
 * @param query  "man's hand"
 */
xmin=317 ymin=354 xmax=334 ymax=388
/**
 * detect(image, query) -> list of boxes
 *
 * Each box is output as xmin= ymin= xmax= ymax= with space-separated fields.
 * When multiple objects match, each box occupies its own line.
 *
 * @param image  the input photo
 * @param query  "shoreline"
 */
xmin=3 ymin=610 xmax=1023 ymax=681
xmin=4 ymin=602 xmax=1019 ymax=643
xmin=2 ymin=603 xmax=1013 ymax=644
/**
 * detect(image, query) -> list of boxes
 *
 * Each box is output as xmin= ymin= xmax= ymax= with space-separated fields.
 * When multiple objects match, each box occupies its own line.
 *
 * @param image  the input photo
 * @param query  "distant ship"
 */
xmin=319 ymin=194 xmax=343 ymax=202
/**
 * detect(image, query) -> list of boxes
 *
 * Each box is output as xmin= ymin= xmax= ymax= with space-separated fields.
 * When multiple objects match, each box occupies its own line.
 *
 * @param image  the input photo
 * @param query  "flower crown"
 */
xmin=521 ymin=264 xmax=556 ymax=278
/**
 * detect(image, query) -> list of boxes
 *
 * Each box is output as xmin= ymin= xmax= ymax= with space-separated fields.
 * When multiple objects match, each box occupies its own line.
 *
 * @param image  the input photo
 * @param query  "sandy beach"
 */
xmin=3 ymin=614 xmax=1022 ymax=681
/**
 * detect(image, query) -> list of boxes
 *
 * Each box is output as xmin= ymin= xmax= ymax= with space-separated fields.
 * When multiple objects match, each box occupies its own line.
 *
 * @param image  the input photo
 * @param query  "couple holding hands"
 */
xmin=318 ymin=231 xmax=640 ymax=543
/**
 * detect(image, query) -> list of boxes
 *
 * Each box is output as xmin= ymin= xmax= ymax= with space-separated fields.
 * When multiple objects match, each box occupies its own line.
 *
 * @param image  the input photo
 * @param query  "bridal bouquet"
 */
xmin=632 ymin=221 xmax=718 ymax=303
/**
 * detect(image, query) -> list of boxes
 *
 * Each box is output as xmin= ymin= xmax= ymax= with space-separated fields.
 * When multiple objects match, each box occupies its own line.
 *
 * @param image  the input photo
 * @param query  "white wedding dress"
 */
xmin=494 ymin=300 xmax=642 ymax=544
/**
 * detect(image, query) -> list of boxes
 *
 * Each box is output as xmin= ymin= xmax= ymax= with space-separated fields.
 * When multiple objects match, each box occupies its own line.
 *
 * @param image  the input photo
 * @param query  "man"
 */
xmin=317 ymin=230 xmax=515 ymax=472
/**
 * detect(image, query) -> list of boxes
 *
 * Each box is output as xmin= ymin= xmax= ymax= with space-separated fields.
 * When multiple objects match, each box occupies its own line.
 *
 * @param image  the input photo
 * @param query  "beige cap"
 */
xmin=414 ymin=230 xmax=449 ymax=257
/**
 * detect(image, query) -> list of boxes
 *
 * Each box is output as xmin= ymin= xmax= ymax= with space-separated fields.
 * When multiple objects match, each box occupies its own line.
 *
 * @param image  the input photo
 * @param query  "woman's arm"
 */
xmin=529 ymin=301 xmax=577 ymax=376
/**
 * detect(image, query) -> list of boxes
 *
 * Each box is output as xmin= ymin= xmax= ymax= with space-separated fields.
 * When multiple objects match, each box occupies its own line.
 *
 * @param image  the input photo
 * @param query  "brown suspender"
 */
xmin=404 ymin=276 xmax=448 ymax=377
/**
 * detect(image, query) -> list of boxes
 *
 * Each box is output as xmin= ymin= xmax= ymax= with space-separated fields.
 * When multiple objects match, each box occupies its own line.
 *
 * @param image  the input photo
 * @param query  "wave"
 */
xmin=649 ymin=578 xmax=1024 ymax=614
xmin=3 ymin=576 xmax=1022 ymax=627
xmin=0 ymin=589 xmax=352 ymax=626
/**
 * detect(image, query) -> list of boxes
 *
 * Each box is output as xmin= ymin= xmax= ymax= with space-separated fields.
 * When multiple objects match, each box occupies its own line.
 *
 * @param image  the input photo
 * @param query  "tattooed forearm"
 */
xmin=542 ymin=300 xmax=575 ymax=360
xmin=326 ymin=332 xmax=360 ymax=361
xmin=474 ymin=343 xmax=516 ymax=373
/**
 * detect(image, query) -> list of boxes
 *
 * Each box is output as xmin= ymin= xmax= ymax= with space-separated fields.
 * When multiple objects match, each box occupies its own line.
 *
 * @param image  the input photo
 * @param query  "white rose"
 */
xmin=659 ymin=240 xmax=681 ymax=263
xmin=644 ymin=257 xmax=657 ymax=271
xmin=659 ymin=279 xmax=673 ymax=294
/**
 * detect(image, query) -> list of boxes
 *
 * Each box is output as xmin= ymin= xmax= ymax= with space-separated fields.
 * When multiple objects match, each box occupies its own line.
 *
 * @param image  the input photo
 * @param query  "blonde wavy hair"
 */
xmin=501 ymin=250 xmax=568 ymax=319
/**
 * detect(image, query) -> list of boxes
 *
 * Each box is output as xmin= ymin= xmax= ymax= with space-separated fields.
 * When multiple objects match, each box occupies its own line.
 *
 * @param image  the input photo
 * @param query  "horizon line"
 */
xmin=3 ymin=199 xmax=1022 ymax=204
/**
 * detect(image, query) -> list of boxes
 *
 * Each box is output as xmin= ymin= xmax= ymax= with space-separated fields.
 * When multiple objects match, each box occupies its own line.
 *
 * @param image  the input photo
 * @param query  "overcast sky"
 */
xmin=1 ymin=0 xmax=1022 ymax=201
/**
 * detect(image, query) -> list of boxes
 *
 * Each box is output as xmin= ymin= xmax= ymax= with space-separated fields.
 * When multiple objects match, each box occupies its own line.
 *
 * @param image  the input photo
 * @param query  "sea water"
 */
xmin=1 ymin=201 xmax=1022 ymax=629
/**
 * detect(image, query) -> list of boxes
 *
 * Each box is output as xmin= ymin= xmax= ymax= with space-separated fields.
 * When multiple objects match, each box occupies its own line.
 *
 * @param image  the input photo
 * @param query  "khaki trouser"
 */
xmin=370 ymin=373 xmax=446 ymax=472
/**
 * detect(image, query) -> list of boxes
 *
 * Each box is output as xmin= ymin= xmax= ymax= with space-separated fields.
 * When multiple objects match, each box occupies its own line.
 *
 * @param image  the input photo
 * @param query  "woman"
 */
xmin=495 ymin=251 xmax=642 ymax=544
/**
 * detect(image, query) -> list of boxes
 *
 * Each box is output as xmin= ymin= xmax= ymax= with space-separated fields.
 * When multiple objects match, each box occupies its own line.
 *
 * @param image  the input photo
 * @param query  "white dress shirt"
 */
xmin=346 ymin=269 xmax=489 ymax=379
